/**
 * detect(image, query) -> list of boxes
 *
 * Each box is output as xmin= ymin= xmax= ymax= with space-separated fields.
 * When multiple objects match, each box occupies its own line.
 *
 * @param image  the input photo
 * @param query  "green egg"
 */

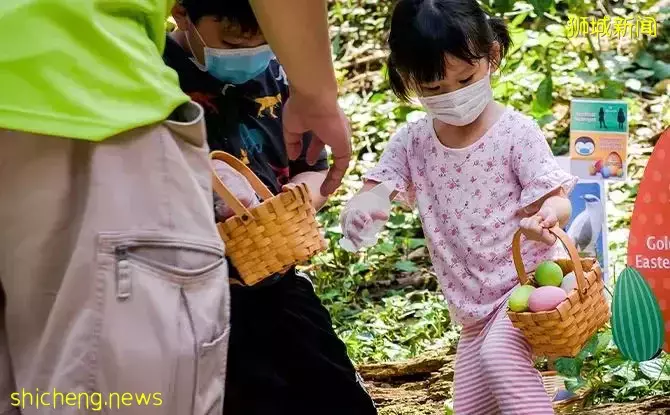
xmin=535 ymin=261 xmax=563 ymax=287
xmin=508 ymin=285 xmax=536 ymax=312
xmin=612 ymin=267 xmax=665 ymax=362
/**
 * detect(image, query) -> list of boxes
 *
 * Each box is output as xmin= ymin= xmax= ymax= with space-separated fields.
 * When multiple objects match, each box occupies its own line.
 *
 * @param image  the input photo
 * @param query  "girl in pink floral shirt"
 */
xmin=340 ymin=1 xmax=578 ymax=414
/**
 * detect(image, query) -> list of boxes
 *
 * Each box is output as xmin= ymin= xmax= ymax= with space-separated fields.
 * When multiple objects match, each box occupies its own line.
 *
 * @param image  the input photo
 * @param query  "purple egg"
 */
xmin=554 ymin=389 xmax=577 ymax=402
xmin=528 ymin=286 xmax=568 ymax=312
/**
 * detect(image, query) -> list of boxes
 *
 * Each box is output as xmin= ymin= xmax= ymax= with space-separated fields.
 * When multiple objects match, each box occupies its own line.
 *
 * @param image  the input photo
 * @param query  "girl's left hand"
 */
xmin=519 ymin=206 xmax=558 ymax=245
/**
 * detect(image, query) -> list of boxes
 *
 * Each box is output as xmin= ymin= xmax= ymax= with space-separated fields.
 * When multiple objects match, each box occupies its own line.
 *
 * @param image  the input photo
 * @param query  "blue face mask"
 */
xmin=203 ymin=44 xmax=274 ymax=85
xmin=188 ymin=24 xmax=274 ymax=85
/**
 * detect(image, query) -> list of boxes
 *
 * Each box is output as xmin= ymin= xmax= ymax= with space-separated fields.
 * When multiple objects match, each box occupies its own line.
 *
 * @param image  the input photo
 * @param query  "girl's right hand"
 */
xmin=340 ymin=207 xmax=389 ymax=250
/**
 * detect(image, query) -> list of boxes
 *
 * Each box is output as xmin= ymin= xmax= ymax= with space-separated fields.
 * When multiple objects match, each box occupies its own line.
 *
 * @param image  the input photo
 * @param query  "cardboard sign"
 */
xmin=570 ymin=99 xmax=628 ymax=181
xmin=565 ymin=181 xmax=609 ymax=282
xmin=556 ymin=156 xmax=610 ymax=283
xmin=612 ymin=267 xmax=665 ymax=361
xmin=627 ymin=127 xmax=670 ymax=352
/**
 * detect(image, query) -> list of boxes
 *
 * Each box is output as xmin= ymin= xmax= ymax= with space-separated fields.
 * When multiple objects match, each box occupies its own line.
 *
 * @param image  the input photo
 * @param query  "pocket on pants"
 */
xmin=195 ymin=327 xmax=229 ymax=414
xmin=163 ymin=100 xmax=214 ymax=205
xmin=93 ymin=231 xmax=230 ymax=414
xmin=164 ymin=101 xmax=207 ymax=149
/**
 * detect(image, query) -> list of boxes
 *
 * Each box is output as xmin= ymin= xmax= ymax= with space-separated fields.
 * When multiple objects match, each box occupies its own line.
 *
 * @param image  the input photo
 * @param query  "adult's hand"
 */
xmin=282 ymin=92 xmax=351 ymax=196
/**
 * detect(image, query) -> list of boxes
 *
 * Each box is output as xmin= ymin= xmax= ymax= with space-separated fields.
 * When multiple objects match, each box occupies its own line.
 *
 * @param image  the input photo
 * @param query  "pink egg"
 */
xmin=528 ymin=286 xmax=568 ymax=312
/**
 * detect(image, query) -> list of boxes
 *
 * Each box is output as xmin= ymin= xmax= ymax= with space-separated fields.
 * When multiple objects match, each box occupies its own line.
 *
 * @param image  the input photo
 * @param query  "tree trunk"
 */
xmin=358 ymin=349 xmax=670 ymax=415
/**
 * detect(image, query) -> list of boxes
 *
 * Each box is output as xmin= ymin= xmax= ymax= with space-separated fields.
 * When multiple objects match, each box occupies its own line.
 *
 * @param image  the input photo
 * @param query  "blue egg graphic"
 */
xmin=601 ymin=166 xmax=611 ymax=178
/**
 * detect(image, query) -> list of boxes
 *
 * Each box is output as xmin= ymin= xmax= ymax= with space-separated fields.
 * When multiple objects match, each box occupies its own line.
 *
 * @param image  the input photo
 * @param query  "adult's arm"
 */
xmin=249 ymin=0 xmax=352 ymax=196
xmin=249 ymin=0 xmax=337 ymax=103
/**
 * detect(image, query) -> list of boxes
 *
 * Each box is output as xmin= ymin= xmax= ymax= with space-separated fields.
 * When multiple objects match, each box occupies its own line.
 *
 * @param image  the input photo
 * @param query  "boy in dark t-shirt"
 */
xmin=164 ymin=2 xmax=378 ymax=414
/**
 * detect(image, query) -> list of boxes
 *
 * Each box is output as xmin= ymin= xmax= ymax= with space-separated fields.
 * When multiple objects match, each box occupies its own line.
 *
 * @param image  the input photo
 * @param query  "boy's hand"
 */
xmin=281 ymin=183 xmax=298 ymax=192
xmin=212 ymin=160 xmax=258 ymax=220
xmin=519 ymin=206 xmax=558 ymax=245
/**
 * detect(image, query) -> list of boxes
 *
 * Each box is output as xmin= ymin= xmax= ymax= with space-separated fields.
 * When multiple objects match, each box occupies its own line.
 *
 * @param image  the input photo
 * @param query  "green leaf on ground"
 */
xmin=652 ymin=61 xmax=670 ymax=80
xmin=395 ymin=261 xmax=419 ymax=273
xmin=535 ymin=75 xmax=554 ymax=110
xmin=528 ymin=0 xmax=555 ymax=14
xmin=577 ymin=335 xmax=600 ymax=360
xmin=565 ymin=376 xmax=588 ymax=393
xmin=612 ymin=364 xmax=637 ymax=381
xmin=635 ymin=51 xmax=656 ymax=69
xmin=556 ymin=357 xmax=583 ymax=378
xmin=634 ymin=69 xmax=656 ymax=79
xmin=639 ymin=358 xmax=670 ymax=380
xmin=408 ymin=238 xmax=426 ymax=249
xmin=601 ymin=80 xmax=624 ymax=98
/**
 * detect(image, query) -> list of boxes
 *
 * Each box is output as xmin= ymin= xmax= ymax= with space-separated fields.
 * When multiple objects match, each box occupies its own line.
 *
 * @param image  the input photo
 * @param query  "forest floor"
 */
xmin=359 ymin=348 xmax=670 ymax=414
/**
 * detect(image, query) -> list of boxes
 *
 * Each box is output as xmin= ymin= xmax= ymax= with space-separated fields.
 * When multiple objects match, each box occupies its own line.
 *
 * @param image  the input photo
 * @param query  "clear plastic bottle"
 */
xmin=339 ymin=181 xmax=394 ymax=252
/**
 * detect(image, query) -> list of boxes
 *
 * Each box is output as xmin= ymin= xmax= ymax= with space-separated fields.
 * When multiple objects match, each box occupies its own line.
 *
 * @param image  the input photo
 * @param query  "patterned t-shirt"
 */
xmin=364 ymin=108 xmax=578 ymax=326
xmin=163 ymin=35 xmax=327 ymax=194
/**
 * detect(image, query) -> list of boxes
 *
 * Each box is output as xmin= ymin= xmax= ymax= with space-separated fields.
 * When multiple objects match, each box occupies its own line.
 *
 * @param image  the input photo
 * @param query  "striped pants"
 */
xmin=453 ymin=303 xmax=554 ymax=414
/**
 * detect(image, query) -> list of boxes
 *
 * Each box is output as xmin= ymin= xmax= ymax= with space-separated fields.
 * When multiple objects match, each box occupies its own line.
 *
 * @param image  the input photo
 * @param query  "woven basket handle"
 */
xmin=512 ymin=225 xmax=588 ymax=297
xmin=210 ymin=151 xmax=274 ymax=222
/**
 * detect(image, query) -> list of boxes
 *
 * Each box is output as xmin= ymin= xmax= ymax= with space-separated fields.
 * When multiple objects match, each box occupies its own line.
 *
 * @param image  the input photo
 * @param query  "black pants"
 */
xmin=223 ymin=270 xmax=377 ymax=415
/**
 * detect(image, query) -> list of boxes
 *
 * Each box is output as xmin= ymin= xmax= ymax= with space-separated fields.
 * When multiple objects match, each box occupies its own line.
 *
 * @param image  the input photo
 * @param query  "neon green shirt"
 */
xmin=0 ymin=0 xmax=189 ymax=141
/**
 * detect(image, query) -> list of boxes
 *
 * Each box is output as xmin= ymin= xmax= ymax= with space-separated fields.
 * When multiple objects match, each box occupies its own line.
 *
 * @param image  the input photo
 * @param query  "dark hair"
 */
xmin=179 ymin=0 xmax=259 ymax=34
xmin=387 ymin=0 xmax=512 ymax=101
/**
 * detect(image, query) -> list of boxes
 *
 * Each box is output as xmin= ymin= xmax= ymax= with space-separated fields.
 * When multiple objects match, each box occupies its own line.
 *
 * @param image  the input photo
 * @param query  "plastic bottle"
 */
xmin=339 ymin=181 xmax=394 ymax=252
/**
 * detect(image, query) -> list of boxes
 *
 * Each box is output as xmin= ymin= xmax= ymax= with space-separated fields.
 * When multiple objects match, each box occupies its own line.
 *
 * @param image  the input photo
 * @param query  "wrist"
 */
xmin=289 ymin=86 xmax=339 ymax=115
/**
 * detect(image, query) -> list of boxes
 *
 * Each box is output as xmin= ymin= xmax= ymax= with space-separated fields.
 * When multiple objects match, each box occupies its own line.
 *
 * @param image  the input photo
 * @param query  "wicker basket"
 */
xmin=211 ymin=151 xmax=326 ymax=286
xmin=507 ymin=226 xmax=610 ymax=357
xmin=542 ymin=371 xmax=589 ymax=413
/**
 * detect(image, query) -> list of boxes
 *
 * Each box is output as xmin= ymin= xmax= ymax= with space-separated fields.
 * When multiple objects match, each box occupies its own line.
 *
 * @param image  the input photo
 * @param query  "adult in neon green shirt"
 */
xmin=0 ymin=0 xmax=351 ymax=413
xmin=0 ymin=0 xmax=190 ymax=140
xmin=0 ymin=1 xmax=231 ymax=414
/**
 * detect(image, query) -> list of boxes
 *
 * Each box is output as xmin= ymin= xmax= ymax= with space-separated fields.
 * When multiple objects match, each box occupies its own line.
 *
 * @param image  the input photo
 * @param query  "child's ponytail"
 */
xmin=487 ymin=16 xmax=512 ymax=65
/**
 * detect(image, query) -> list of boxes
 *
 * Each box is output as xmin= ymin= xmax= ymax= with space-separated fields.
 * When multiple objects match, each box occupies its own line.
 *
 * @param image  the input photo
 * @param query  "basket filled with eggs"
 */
xmin=507 ymin=226 xmax=610 ymax=358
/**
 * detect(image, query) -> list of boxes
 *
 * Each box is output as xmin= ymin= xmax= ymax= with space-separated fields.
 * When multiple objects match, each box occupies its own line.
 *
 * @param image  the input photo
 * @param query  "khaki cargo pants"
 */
xmin=0 ymin=102 xmax=230 ymax=414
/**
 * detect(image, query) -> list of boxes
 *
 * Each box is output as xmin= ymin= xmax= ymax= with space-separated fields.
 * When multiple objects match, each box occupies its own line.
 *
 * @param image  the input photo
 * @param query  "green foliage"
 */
xmin=555 ymin=329 xmax=670 ymax=405
xmin=334 ymin=290 xmax=454 ymax=363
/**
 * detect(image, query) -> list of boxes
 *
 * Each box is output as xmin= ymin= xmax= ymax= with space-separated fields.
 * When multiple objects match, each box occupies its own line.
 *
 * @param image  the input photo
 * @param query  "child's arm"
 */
xmin=339 ymin=125 xmax=412 ymax=251
xmin=358 ymin=180 xmax=399 ymax=201
xmin=287 ymin=171 xmax=329 ymax=211
xmin=519 ymin=187 xmax=572 ymax=245
xmin=512 ymin=119 xmax=578 ymax=245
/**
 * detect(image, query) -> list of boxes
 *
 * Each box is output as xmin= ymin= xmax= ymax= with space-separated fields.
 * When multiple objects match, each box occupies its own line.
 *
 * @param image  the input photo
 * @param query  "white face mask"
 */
xmin=418 ymin=69 xmax=493 ymax=126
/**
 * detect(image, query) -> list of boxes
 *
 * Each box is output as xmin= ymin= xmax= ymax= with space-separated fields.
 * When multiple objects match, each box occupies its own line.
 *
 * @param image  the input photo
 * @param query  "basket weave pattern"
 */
xmin=507 ymin=227 xmax=610 ymax=358
xmin=211 ymin=151 xmax=326 ymax=286
xmin=542 ymin=371 xmax=588 ymax=413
